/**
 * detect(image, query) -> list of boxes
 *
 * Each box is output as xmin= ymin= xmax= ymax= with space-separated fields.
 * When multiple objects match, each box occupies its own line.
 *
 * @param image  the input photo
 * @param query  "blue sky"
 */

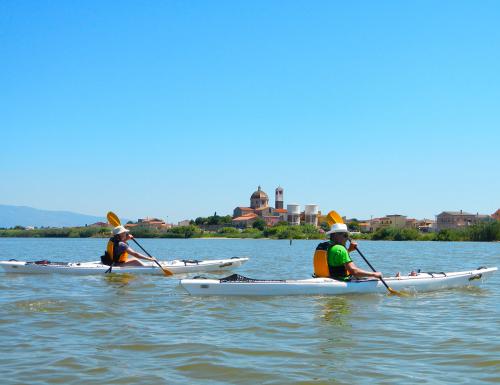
xmin=1 ymin=1 xmax=499 ymax=222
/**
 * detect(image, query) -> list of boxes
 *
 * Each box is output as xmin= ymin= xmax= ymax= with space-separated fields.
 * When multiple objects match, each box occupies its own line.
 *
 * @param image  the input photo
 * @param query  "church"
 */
xmin=232 ymin=186 xmax=288 ymax=227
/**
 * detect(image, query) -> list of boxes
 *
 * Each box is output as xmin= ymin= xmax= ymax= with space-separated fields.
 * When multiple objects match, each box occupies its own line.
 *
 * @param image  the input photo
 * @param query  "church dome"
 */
xmin=251 ymin=186 xmax=268 ymax=199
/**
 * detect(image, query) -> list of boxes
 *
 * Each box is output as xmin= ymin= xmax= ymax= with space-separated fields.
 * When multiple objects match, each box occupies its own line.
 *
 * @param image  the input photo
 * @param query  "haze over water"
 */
xmin=0 ymin=238 xmax=499 ymax=384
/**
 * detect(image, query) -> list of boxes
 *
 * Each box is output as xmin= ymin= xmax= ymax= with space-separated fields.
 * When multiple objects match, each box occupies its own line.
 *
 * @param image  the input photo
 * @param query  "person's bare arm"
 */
xmin=127 ymin=248 xmax=154 ymax=261
xmin=124 ymin=234 xmax=154 ymax=261
xmin=345 ymin=261 xmax=382 ymax=279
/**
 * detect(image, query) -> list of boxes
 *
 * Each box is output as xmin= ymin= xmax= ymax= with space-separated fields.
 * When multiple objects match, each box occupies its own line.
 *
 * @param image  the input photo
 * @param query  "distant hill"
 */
xmin=0 ymin=205 xmax=108 ymax=228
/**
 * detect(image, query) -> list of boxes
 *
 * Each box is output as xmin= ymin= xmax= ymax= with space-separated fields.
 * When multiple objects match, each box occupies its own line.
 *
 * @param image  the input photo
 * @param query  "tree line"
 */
xmin=1 ymin=220 xmax=499 ymax=241
xmin=352 ymin=221 xmax=500 ymax=242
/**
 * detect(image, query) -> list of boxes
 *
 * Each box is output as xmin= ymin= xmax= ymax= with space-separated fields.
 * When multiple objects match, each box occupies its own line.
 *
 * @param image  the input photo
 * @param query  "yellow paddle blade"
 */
xmin=152 ymin=258 xmax=174 ymax=276
xmin=107 ymin=211 xmax=121 ymax=227
xmin=325 ymin=210 xmax=344 ymax=226
xmin=387 ymin=287 xmax=409 ymax=297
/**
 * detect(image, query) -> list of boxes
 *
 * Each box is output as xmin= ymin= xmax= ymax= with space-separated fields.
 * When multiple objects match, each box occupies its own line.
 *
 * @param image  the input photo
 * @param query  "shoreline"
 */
xmin=0 ymin=235 xmax=498 ymax=243
xmin=1 ymin=221 xmax=499 ymax=242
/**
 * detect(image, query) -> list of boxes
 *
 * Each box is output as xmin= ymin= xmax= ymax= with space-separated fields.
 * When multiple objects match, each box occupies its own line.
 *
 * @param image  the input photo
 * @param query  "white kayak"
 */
xmin=0 ymin=257 xmax=248 ymax=275
xmin=180 ymin=267 xmax=497 ymax=296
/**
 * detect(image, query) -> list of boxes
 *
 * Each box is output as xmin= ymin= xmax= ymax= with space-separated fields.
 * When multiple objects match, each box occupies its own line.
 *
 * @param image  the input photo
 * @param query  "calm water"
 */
xmin=0 ymin=238 xmax=499 ymax=385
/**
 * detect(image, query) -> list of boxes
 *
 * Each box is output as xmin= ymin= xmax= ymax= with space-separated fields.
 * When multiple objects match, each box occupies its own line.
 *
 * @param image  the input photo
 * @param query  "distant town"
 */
xmin=104 ymin=186 xmax=498 ymax=234
xmin=2 ymin=186 xmax=498 ymax=242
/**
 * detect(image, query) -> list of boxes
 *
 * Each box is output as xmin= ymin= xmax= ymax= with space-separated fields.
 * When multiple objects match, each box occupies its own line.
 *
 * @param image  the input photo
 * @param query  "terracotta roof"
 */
xmin=232 ymin=214 xmax=258 ymax=221
xmin=92 ymin=222 xmax=108 ymax=226
xmin=273 ymin=209 xmax=287 ymax=213
xmin=236 ymin=207 xmax=254 ymax=211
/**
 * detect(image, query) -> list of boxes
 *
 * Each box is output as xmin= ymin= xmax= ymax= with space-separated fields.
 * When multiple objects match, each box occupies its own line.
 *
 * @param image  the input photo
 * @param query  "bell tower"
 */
xmin=275 ymin=186 xmax=284 ymax=209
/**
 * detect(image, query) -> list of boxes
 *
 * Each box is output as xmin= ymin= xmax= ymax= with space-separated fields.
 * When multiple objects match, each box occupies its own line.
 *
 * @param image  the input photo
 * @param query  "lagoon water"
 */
xmin=0 ymin=238 xmax=499 ymax=384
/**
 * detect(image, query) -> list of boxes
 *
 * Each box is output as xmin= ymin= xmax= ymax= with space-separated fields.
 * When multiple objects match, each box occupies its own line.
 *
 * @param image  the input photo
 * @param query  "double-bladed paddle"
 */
xmin=107 ymin=211 xmax=173 ymax=276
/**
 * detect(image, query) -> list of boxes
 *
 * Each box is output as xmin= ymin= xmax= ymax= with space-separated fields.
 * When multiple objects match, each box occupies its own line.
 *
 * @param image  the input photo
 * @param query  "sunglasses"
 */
xmin=331 ymin=232 xmax=349 ymax=238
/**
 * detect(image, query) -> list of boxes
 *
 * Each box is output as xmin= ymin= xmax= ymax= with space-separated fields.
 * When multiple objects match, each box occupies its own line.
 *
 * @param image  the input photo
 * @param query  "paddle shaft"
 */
xmin=354 ymin=247 xmax=393 ymax=291
xmin=131 ymin=238 xmax=166 ymax=270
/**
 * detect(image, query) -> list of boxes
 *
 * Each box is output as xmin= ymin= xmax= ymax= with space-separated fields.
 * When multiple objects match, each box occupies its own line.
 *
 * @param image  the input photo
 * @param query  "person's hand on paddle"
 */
xmin=372 ymin=271 xmax=383 ymax=279
xmin=347 ymin=240 xmax=357 ymax=253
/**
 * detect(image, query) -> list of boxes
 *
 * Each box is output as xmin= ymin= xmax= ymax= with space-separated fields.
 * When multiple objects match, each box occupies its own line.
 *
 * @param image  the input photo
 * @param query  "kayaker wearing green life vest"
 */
xmin=101 ymin=226 xmax=155 ymax=266
xmin=326 ymin=223 xmax=382 ymax=280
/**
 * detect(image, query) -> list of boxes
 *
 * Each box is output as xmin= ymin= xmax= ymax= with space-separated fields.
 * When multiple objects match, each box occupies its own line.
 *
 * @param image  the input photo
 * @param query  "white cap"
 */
xmin=112 ymin=225 xmax=130 ymax=236
xmin=326 ymin=223 xmax=349 ymax=235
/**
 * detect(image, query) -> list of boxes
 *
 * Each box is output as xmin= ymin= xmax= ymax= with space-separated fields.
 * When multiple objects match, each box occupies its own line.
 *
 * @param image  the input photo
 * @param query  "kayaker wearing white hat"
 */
xmin=314 ymin=223 xmax=382 ymax=280
xmin=101 ymin=225 xmax=155 ymax=266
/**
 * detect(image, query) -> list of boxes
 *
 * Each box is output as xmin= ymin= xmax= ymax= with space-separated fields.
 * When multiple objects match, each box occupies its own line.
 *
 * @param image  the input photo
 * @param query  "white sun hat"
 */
xmin=112 ymin=225 xmax=130 ymax=236
xmin=326 ymin=223 xmax=349 ymax=235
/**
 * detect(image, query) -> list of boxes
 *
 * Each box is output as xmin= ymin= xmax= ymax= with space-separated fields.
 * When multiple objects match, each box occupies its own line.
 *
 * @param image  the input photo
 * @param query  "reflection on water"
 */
xmin=318 ymin=296 xmax=352 ymax=328
xmin=104 ymin=273 xmax=137 ymax=288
